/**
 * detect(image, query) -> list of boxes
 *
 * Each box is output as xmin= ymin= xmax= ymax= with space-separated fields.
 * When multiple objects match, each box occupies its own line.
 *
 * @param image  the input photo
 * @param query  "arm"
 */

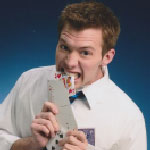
xmin=11 ymin=137 xmax=40 ymax=150
xmin=129 ymin=113 xmax=147 ymax=150
xmin=0 ymin=71 xmax=59 ymax=150
xmin=119 ymin=112 xmax=147 ymax=150
xmin=0 ymin=78 xmax=22 ymax=150
xmin=11 ymin=102 xmax=59 ymax=150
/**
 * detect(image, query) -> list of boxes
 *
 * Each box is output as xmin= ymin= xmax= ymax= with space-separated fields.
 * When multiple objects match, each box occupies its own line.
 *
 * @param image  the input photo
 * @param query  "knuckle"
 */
xmin=42 ymin=126 xmax=47 ymax=132
xmin=44 ymin=101 xmax=49 ymax=107
xmin=30 ymin=123 xmax=37 ymax=131
xmin=55 ymin=124 xmax=59 ymax=131
xmin=44 ymin=120 xmax=50 ymax=127
xmin=68 ymin=136 xmax=74 ymax=142
xmin=64 ymin=143 xmax=69 ymax=148
xmin=79 ymin=131 xmax=84 ymax=135
xmin=31 ymin=119 xmax=36 ymax=124
xmin=44 ymin=121 xmax=49 ymax=127
xmin=30 ymin=123 xmax=34 ymax=129
xmin=47 ymin=112 xmax=53 ymax=120
xmin=49 ymin=112 xmax=53 ymax=117
xmin=46 ymin=121 xmax=54 ymax=131
xmin=35 ymin=114 xmax=40 ymax=119
xmin=79 ymin=131 xmax=86 ymax=138
xmin=46 ymin=113 xmax=50 ymax=120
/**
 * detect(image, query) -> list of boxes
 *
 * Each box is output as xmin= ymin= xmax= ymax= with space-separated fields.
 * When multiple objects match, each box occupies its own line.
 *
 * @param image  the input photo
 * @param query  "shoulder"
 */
xmin=20 ymin=65 xmax=56 ymax=79
xmin=106 ymin=80 xmax=146 ymax=144
xmin=106 ymin=79 xmax=144 ymax=120
xmin=16 ymin=65 xmax=56 ymax=88
xmin=22 ymin=65 xmax=55 ymax=76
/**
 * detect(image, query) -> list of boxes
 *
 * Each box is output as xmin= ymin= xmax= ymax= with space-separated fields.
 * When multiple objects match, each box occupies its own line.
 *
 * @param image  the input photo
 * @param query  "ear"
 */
xmin=102 ymin=48 xmax=115 ymax=66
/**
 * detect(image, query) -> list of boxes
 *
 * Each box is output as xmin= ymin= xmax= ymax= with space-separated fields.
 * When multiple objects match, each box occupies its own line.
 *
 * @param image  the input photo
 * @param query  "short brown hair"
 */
xmin=57 ymin=1 xmax=120 ymax=56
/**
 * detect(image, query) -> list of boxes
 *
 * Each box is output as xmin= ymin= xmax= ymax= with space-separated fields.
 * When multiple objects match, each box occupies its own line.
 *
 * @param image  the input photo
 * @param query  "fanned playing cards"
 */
xmin=46 ymin=72 xmax=78 ymax=150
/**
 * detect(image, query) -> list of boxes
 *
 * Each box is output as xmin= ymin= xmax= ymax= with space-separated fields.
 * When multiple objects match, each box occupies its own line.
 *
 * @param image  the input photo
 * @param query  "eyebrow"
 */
xmin=59 ymin=38 xmax=67 ymax=44
xmin=78 ymin=46 xmax=95 ymax=51
xmin=59 ymin=38 xmax=95 ymax=51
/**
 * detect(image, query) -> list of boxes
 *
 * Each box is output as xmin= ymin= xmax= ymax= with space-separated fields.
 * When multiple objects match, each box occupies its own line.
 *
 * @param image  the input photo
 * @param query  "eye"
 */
xmin=81 ymin=51 xmax=90 ymax=56
xmin=60 ymin=44 xmax=69 ymax=51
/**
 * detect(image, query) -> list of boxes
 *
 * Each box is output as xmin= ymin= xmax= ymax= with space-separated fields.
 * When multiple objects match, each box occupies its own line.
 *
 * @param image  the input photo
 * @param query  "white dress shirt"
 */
xmin=0 ymin=65 xmax=147 ymax=150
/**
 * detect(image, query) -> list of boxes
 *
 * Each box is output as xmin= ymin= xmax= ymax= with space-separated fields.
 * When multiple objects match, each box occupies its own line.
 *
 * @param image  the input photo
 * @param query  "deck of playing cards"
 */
xmin=46 ymin=72 xmax=78 ymax=150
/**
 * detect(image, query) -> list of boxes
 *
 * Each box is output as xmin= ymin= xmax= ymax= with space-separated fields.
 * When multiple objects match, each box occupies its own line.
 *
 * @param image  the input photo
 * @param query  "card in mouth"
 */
xmin=54 ymin=71 xmax=76 ymax=96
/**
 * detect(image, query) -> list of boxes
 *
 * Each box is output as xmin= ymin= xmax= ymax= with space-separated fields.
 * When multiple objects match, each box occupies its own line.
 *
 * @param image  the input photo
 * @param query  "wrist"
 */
xmin=11 ymin=137 xmax=42 ymax=150
xmin=40 ymin=147 xmax=47 ymax=150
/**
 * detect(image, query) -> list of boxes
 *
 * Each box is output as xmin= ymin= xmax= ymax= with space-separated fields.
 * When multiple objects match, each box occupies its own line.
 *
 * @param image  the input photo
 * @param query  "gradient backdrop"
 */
xmin=0 ymin=0 xmax=149 ymax=149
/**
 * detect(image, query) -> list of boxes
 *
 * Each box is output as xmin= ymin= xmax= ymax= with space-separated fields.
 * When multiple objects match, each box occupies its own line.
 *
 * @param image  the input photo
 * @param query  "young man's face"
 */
xmin=56 ymin=25 xmax=114 ymax=89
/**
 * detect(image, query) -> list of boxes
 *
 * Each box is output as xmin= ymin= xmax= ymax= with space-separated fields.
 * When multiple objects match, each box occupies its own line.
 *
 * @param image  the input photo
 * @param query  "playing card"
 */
xmin=79 ymin=128 xmax=95 ymax=146
xmin=54 ymin=72 xmax=63 ymax=79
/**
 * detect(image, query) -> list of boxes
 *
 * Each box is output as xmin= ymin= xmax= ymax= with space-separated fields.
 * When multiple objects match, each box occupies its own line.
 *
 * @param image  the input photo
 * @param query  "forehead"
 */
xmin=60 ymin=25 xmax=103 ymax=47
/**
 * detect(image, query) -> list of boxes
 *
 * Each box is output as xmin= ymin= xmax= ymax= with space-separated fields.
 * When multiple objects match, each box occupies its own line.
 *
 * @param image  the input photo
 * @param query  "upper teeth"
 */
xmin=66 ymin=72 xmax=79 ymax=79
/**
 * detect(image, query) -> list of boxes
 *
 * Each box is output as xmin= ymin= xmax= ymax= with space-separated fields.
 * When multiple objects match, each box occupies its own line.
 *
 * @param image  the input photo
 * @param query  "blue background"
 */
xmin=0 ymin=0 xmax=149 ymax=149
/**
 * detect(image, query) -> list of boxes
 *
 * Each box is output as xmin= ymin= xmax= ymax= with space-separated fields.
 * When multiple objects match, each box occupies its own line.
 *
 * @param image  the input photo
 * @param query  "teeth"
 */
xmin=66 ymin=72 xmax=79 ymax=79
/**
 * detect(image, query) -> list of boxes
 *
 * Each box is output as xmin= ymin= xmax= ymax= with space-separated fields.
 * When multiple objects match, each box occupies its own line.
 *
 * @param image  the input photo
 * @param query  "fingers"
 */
xmin=32 ymin=118 xmax=56 ymax=137
xmin=41 ymin=102 xmax=58 ymax=114
xmin=59 ymin=130 xmax=88 ymax=150
xmin=31 ymin=121 xmax=50 ymax=137
xmin=59 ymin=135 xmax=80 ymax=146
xmin=35 ymin=112 xmax=59 ymax=132
xmin=33 ymin=102 xmax=59 ymax=138
xmin=31 ymin=102 xmax=59 ymax=148
xmin=61 ymin=144 xmax=80 ymax=150
xmin=31 ymin=122 xmax=50 ymax=148
xmin=66 ymin=130 xmax=88 ymax=144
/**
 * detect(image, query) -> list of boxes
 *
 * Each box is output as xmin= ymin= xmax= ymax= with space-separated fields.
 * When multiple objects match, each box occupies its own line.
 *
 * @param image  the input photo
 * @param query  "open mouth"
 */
xmin=66 ymin=72 xmax=81 ymax=80
xmin=60 ymin=68 xmax=81 ymax=80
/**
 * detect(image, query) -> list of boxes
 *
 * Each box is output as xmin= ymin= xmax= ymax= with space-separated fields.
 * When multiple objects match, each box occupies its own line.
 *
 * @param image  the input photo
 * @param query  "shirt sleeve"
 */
xmin=119 ymin=111 xmax=147 ymax=150
xmin=0 ymin=76 xmax=23 ymax=150
xmin=129 ymin=113 xmax=147 ymax=150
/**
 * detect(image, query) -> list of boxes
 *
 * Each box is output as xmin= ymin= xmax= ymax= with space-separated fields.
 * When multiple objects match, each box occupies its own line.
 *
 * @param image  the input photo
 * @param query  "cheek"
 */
xmin=82 ymin=60 xmax=100 ymax=71
xmin=55 ymin=53 xmax=59 ymax=63
xmin=80 ymin=62 xmax=95 ymax=77
xmin=81 ymin=60 xmax=101 ymax=79
xmin=56 ymin=51 xmax=64 ymax=64
xmin=56 ymin=53 xmax=65 ymax=71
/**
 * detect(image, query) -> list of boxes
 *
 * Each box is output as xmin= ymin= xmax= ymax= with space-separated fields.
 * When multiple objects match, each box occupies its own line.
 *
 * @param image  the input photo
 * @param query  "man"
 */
xmin=0 ymin=1 xmax=147 ymax=150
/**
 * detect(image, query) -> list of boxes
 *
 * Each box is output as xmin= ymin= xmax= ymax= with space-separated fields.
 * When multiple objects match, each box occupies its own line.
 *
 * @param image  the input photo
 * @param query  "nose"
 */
xmin=65 ymin=52 xmax=79 ymax=69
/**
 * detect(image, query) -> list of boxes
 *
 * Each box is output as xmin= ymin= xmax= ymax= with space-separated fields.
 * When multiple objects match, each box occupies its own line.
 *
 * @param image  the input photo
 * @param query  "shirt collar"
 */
xmin=82 ymin=65 xmax=109 ymax=110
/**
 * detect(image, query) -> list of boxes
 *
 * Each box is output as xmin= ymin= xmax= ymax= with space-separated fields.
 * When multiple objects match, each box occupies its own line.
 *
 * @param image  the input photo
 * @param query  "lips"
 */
xmin=60 ymin=67 xmax=81 ymax=80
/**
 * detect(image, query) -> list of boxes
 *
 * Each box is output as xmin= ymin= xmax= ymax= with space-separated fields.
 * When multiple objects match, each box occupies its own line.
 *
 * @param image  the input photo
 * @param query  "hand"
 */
xmin=31 ymin=102 xmax=59 ymax=148
xmin=59 ymin=130 xmax=88 ymax=150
